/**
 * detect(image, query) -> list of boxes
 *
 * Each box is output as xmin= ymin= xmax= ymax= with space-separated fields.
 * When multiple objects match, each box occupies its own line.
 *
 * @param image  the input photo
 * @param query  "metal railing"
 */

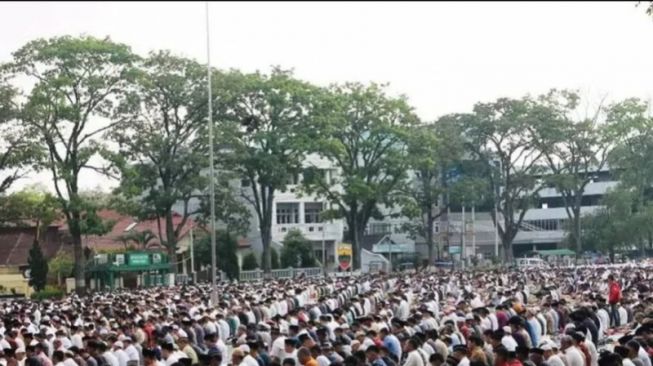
xmin=239 ymin=267 xmax=325 ymax=281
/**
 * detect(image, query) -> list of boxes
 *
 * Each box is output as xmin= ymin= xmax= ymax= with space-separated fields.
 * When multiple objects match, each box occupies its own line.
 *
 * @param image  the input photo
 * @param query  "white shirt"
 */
xmin=218 ymin=320 xmax=230 ymax=342
xmin=564 ymin=346 xmax=585 ymax=366
xmin=623 ymin=359 xmax=636 ymax=366
xmin=125 ymin=345 xmax=140 ymax=363
xmin=586 ymin=340 xmax=598 ymax=366
xmin=421 ymin=343 xmax=435 ymax=357
xmin=114 ymin=349 xmax=129 ymax=366
xmin=619 ymin=307 xmax=628 ymax=326
xmin=397 ymin=301 xmax=410 ymax=321
xmin=242 ymin=355 xmax=259 ymax=366
xmin=280 ymin=350 xmax=298 ymax=364
xmin=71 ymin=334 xmax=84 ymax=350
xmin=0 ymin=340 xmax=10 ymax=350
xmin=317 ymin=355 xmax=330 ymax=366
xmin=103 ymin=351 xmax=120 ymax=366
xmin=404 ymin=350 xmax=425 ymax=366
xmin=164 ymin=351 xmax=188 ymax=366
xmin=270 ymin=337 xmax=285 ymax=361
xmin=639 ymin=347 xmax=652 ymax=366
xmin=64 ymin=359 xmax=77 ymax=366
xmin=547 ymin=355 xmax=566 ymax=366
xmin=597 ymin=309 xmax=609 ymax=338
xmin=488 ymin=314 xmax=499 ymax=330
xmin=458 ymin=357 xmax=470 ymax=366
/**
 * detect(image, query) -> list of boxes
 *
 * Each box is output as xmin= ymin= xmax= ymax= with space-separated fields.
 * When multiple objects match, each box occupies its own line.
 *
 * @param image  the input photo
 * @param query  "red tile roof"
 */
xmin=0 ymin=226 xmax=63 ymax=266
xmin=81 ymin=209 xmax=199 ymax=251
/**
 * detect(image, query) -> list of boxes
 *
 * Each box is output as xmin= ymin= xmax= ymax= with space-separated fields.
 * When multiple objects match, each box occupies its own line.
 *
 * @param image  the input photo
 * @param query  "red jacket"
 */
xmin=609 ymin=282 xmax=622 ymax=304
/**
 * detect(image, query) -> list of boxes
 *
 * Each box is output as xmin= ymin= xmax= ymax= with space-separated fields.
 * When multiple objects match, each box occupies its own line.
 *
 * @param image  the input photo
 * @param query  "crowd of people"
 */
xmin=0 ymin=264 xmax=652 ymax=366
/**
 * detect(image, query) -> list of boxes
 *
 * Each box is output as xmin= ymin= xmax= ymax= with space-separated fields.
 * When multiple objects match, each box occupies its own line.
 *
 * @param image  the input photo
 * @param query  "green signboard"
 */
xmin=448 ymin=246 xmax=462 ymax=254
xmin=129 ymin=253 xmax=150 ymax=266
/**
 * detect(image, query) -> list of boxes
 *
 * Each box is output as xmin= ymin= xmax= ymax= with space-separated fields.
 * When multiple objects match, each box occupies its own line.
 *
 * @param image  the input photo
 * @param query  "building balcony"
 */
xmin=273 ymin=222 xmax=344 ymax=243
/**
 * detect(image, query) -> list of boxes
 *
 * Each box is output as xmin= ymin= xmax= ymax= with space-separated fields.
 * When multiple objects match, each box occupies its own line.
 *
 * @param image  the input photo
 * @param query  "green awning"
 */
xmin=532 ymin=249 xmax=576 ymax=256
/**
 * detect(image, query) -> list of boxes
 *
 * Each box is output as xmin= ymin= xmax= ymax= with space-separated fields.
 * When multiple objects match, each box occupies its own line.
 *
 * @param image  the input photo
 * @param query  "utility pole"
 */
xmin=462 ymin=204 xmax=466 ymax=269
xmin=472 ymin=205 xmax=476 ymax=265
xmin=322 ymin=219 xmax=326 ymax=276
xmin=494 ymin=159 xmax=502 ymax=259
xmin=205 ymin=1 xmax=218 ymax=305
xmin=190 ymin=222 xmax=195 ymax=282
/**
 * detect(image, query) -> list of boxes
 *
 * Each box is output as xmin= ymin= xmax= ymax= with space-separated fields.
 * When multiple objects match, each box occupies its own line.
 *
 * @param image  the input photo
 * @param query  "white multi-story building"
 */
xmin=239 ymin=154 xmax=618 ymax=265
xmin=242 ymin=154 xmax=344 ymax=268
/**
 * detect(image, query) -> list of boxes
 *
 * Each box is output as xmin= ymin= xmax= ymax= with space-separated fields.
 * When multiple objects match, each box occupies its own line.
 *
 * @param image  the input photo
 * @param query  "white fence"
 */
xmin=239 ymin=267 xmax=324 ymax=281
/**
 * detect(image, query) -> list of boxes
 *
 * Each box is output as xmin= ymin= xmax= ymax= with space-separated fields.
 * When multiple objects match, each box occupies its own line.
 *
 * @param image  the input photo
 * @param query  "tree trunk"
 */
xmin=70 ymin=211 xmax=86 ymax=295
xmin=352 ymin=226 xmax=362 ymax=270
xmin=502 ymin=239 xmax=512 ymax=262
xmin=261 ymin=224 xmax=272 ymax=274
xmin=573 ymin=203 xmax=582 ymax=259
xmin=165 ymin=212 xmax=178 ymax=274
xmin=426 ymin=211 xmax=435 ymax=265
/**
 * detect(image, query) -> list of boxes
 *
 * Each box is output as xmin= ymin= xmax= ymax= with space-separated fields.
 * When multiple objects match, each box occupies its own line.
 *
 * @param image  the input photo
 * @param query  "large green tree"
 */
xmin=214 ymin=68 xmax=318 ymax=273
xmin=606 ymin=99 xmax=653 ymax=251
xmin=401 ymin=116 xmax=487 ymax=263
xmin=0 ymin=188 xmax=60 ymax=236
xmin=195 ymin=231 xmax=240 ymax=280
xmin=0 ymin=83 xmax=41 ymax=194
xmin=3 ymin=36 xmax=137 ymax=293
xmin=109 ymin=51 xmax=209 ymax=266
xmin=462 ymin=97 xmax=544 ymax=260
xmin=529 ymin=90 xmax=611 ymax=256
xmin=304 ymin=83 xmax=418 ymax=269
xmin=28 ymin=241 xmax=48 ymax=292
xmin=580 ymin=188 xmax=642 ymax=262
xmin=280 ymin=229 xmax=316 ymax=268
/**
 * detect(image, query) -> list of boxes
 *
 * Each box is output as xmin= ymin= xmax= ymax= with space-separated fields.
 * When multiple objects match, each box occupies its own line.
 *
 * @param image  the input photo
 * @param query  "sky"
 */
xmin=2 ymin=1 xmax=653 ymax=192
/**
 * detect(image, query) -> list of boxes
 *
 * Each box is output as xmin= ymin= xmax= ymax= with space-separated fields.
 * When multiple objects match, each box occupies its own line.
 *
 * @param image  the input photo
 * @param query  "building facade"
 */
xmin=239 ymin=154 xmax=618 ymax=265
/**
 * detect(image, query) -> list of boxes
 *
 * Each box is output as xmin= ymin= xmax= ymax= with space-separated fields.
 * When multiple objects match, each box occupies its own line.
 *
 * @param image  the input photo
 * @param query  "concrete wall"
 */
xmin=0 ymin=268 xmax=32 ymax=297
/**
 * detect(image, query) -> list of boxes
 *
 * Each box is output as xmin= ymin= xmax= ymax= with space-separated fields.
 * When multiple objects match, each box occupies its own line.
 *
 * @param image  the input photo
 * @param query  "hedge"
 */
xmin=30 ymin=286 xmax=64 ymax=301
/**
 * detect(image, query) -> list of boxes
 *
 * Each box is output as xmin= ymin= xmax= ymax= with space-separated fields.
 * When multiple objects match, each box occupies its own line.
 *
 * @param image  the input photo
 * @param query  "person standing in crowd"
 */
xmin=607 ymin=275 xmax=622 ymax=328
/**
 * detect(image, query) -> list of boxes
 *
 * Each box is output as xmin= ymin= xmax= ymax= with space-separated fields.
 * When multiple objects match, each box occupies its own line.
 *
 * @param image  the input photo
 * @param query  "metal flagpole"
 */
xmin=205 ymin=1 xmax=218 ymax=305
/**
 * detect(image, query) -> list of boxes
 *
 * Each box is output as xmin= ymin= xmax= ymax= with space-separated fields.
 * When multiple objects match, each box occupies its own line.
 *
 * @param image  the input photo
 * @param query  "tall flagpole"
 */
xmin=206 ymin=1 xmax=218 ymax=305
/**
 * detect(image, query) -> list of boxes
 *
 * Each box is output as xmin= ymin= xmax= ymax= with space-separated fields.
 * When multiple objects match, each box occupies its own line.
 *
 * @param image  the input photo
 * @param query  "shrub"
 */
xmin=241 ymin=252 xmax=259 ymax=270
xmin=30 ymin=285 xmax=64 ymax=301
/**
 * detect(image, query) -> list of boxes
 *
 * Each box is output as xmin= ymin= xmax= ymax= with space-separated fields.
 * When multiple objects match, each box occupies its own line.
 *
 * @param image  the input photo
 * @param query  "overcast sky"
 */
xmin=2 ymin=1 xmax=653 ymax=192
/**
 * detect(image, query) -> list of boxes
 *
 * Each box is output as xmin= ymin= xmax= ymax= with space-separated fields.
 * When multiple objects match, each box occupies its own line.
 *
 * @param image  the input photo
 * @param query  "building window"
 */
xmin=276 ymin=203 xmax=299 ymax=224
xmin=305 ymin=202 xmax=323 ymax=223
xmin=368 ymin=223 xmax=392 ymax=235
